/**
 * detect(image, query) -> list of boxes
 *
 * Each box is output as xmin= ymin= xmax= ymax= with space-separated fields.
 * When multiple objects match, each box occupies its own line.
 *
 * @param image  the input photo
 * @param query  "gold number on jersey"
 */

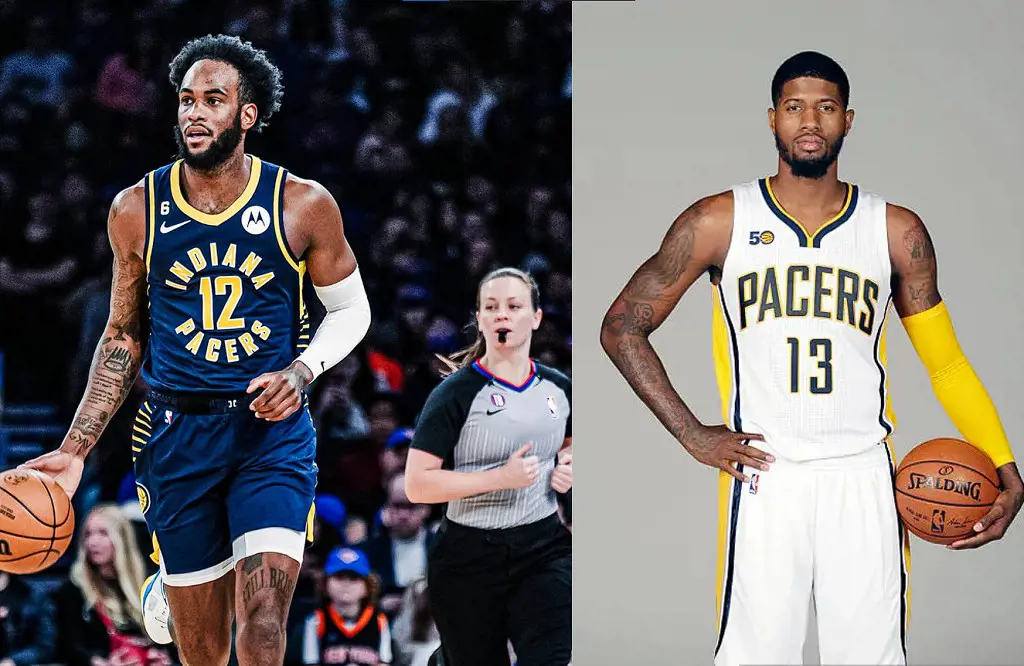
xmin=787 ymin=337 xmax=833 ymax=394
xmin=199 ymin=276 xmax=246 ymax=331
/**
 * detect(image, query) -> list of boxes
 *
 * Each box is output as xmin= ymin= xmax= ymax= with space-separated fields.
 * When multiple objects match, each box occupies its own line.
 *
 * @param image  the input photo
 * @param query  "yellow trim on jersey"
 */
xmin=765 ymin=177 xmax=853 ymax=245
xmin=150 ymin=532 xmax=161 ymax=565
xmin=710 ymin=287 xmax=733 ymax=426
xmin=306 ymin=502 xmax=316 ymax=543
xmin=145 ymin=172 xmax=156 ymax=272
xmin=170 ymin=155 xmax=262 ymax=226
xmin=901 ymin=300 xmax=1014 ymax=467
xmin=272 ymin=167 xmax=301 ymax=273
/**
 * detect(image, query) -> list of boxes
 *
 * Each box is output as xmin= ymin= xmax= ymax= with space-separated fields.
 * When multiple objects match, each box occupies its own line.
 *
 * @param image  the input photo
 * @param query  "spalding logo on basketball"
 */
xmin=0 ymin=469 xmax=75 ymax=574
xmin=895 ymin=438 xmax=999 ymax=545
xmin=241 ymin=205 xmax=271 ymax=235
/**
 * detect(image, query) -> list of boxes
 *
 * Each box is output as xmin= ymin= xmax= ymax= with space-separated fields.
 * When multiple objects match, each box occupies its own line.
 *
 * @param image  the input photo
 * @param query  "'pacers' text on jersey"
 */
xmin=141 ymin=156 xmax=310 ymax=392
xmin=712 ymin=178 xmax=895 ymax=461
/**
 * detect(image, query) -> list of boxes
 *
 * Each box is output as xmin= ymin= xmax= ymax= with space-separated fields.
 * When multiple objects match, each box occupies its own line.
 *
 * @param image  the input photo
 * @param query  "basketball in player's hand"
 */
xmin=895 ymin=438 xmax=1000 ymax=545
xmin=0 ymin=468 xmax=75 ymax=573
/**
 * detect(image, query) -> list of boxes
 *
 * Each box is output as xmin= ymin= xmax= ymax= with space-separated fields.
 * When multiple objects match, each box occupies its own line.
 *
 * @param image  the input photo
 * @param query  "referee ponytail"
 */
xmin=437 ymin=266 xmax=540 ymax=377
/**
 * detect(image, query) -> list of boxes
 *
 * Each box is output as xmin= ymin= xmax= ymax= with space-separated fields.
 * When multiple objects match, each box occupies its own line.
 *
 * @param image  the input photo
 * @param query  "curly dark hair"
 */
xmin=168 ymin=34 xmax=284 ymax=133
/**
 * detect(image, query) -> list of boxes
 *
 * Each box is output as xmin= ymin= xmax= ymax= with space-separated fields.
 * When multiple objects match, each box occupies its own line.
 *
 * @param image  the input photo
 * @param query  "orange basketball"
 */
xmin=895 ymin=438 xmax=1000 ymax=545
xmin=0 ymin=468 xmax=75 ymax=573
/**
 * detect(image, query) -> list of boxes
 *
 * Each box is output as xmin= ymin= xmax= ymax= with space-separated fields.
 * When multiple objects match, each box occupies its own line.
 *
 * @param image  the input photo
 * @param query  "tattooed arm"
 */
xmin=19 ymin=183 xmax=148 ymax=497
xmin=889 ymin=203 xmax=1022 ymax=548
xmin=599 ymin=193 xmax=773 ymax=482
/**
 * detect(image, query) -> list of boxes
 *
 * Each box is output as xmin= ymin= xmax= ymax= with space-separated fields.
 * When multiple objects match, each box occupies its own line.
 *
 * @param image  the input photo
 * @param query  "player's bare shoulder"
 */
xmin=108 ymin=178 xmax=148 ymax=254
xmin=662 ymin=189 xmax=735 ymax=273
xmin=884 ymin=201 xmax=936 ymax=272
xmin=282 ymin=173 xmax=344 ymax=250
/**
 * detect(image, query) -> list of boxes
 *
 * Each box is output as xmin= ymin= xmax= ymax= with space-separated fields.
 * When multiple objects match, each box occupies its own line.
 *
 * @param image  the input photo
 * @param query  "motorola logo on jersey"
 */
xmin=161 ymin=241 xmax=279 ymax=364
xmin=241 ymin=205 xmax=271 ymax=235
xmin=906 ymin=472 xmax=982 ymax=502
xmin=736 ymin=264 xmax=880 ymax=335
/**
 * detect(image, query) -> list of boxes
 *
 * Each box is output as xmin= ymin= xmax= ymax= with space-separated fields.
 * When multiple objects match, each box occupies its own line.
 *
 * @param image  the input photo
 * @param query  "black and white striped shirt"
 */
xmin=411 ymin=359 xmax=571 ymax=529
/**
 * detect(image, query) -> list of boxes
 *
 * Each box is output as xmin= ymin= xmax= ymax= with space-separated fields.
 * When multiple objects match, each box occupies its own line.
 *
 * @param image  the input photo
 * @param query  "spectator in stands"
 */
xmin=299 ymin=547 xmax=393 ymax=666
xmin=54 ymin=504 xmax=176 ymax=666
xmin=0 ymin=570 xmax=56 ymax=666
xmin=390 ymin=578 xmax=440 ymax=666
xmin=363 ymin=473 xmax=434 ymax=618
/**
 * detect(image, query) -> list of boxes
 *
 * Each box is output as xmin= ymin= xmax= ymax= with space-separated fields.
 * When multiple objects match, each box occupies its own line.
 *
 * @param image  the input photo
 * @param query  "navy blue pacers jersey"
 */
xmin=141 ymin=155 xmax=310 ymax=393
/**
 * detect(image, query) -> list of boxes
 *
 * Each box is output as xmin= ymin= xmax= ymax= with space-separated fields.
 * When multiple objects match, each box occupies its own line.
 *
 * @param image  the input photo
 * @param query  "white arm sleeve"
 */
xmin=296 ymin=266 xmax=371 ymax=382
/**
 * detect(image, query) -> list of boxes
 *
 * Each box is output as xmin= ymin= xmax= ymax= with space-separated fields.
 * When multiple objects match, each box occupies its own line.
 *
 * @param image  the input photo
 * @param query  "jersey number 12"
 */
xmin=786 ymin=337 xmax=832 ymax=394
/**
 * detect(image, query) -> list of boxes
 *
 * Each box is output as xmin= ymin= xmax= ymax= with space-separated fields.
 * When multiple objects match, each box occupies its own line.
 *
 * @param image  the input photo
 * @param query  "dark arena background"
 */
xmin=0 ymin=1 xmax=570 ymax=663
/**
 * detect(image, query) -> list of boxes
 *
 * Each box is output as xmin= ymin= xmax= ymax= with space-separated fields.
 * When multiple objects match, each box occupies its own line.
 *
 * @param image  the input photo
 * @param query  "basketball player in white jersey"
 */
xmin=600 ymin=51 xmax=1024 ymax=665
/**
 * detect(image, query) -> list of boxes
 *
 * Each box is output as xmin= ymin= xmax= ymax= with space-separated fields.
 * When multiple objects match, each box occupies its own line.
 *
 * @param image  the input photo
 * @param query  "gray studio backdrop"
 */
xmin=573 ymin=1 xmax=1024 ymax=664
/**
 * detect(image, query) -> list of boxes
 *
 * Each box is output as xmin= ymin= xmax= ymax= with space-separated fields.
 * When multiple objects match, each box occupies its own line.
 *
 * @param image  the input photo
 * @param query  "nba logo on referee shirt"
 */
xmin=749 ymin=473 xmax=759 ymax=495
xmin=491 ymin=393 xmax=505 ymax=408
xmin=547 ymin=396 xmax=557 ymax=418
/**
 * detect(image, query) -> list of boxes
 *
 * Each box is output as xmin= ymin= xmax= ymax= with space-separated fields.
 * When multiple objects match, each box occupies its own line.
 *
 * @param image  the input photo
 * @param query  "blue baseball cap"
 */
xmin=314 ymin=493 xmax=347 ymax=531
xmin=386 ymin=428 xmax=414 ymax=449
xmin=324 ymin=547 xmax=371 ymax=577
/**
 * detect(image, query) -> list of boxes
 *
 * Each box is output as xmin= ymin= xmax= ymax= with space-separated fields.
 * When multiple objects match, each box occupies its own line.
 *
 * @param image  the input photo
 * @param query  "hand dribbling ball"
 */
xmin=0 ymin=468 xmax=75 ymax=573
xmin=895 ymin=438 xmax=1000 ymax=545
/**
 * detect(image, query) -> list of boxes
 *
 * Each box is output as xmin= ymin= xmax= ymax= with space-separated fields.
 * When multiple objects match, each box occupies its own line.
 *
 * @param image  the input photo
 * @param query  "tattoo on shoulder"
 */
xmin=903 ymin=221 xmax=936 ymax=264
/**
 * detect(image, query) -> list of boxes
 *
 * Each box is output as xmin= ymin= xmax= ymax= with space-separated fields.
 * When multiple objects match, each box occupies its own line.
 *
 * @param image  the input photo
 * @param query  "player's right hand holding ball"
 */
xmin=684 ymin=425 xmax=774 ymax=482
xmin=501 ymin=443 xmax=540 ymax=489
xmin=18 ymin=447 xmax=85 ymax=498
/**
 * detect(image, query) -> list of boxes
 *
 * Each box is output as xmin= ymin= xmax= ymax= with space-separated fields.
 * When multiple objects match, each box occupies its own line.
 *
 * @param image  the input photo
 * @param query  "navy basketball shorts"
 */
xmin=132 ymin=391 xmax=318 ymax=587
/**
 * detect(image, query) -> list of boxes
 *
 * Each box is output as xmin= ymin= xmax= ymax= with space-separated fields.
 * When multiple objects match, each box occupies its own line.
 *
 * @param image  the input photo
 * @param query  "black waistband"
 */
xmin=147 ymin=389 xmax=254 ymax=415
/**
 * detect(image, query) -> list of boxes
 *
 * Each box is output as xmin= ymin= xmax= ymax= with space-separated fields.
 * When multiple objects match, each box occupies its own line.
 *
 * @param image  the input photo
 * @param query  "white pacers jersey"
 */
xmin=712 ymin=177 xmax=895 ymax=462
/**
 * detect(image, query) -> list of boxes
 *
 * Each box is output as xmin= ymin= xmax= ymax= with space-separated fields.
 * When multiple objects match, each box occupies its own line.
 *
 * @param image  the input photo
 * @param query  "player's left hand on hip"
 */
xmin=551 ymin=450 xmax=572 ymax=493
xmin=246 ymin=361 xmax=312 ymax=421
xmin=948 ymin=464 xmax=1024 ymax=550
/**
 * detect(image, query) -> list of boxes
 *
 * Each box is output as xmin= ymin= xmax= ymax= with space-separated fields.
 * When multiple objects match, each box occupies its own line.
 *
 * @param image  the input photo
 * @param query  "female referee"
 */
xmin=404 ymin=266 xmax=572 ymax=666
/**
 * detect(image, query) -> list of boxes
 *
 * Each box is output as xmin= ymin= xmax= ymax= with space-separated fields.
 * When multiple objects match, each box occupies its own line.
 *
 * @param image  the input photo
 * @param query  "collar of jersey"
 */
xmin=472 ymin=359 xmax=537 ymax=392
xmin=170 ymin=155 xmax=263 ymax=226
xmin=759 ymin=176 xmax=859 ymax=248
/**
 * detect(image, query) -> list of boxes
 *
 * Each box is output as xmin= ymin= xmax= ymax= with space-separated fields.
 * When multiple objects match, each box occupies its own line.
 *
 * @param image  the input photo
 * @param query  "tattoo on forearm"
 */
xmin=102 ymin=347 xmax=133 ymax=373
xmin=64 ymin=252 xmax=147 ymax=458
xmin=602 ymin=201 xmax=712 ymax=449
xmin=613 ymin=337 xmax=700 ymax=445
xmin=241 ymin=565 xmax=294 ymax=606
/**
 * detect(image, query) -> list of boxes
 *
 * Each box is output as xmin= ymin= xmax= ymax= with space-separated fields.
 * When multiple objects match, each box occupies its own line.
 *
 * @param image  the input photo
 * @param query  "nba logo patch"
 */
xmin=749 ymin=473 xmax=759 ymax=495
xmin=490 ymin=393 xmax=505 ymax=408
xmin=547 ymin=396 xmax=558 ymax=418
xmin=164 ymin=410 xmax=173 ymax=425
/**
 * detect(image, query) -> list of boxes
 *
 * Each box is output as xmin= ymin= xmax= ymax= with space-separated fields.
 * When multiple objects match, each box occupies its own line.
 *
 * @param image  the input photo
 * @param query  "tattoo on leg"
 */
xmin=241 ymin=566 xmax=293 ymax=607
xmin=242 ymin=554 xmax=263 ymax=574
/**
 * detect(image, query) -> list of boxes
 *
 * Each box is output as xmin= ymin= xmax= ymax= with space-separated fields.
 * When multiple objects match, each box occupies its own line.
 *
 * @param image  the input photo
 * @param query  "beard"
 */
xmin=174 ymin=113 xmax=243 ymax=171
xmin=775 ymin=131 xmax=844 ymax=179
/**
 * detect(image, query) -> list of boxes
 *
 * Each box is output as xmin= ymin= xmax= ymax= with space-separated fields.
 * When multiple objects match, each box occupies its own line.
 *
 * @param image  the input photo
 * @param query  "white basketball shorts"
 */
xmin=714 ymin=440 xmax=911 ymax=666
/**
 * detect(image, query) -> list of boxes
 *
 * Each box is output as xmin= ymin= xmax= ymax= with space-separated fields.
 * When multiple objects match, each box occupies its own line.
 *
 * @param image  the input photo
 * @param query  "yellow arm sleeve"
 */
xmin=900 ymin=301 xmax=1014 ymax=468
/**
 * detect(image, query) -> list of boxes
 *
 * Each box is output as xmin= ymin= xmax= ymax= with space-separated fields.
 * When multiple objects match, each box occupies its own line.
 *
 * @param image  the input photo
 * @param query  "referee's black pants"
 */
xmin=427 ymin=511 xmax=572 ymax=666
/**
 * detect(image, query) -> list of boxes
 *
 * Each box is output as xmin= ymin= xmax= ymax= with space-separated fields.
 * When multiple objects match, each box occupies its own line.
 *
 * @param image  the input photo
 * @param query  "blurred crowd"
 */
xmin=0 ymin=1 xmax=571 ymax=664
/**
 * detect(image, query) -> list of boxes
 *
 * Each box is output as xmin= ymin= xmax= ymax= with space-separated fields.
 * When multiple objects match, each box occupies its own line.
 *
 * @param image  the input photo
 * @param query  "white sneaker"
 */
xmin=141 ymin=569 xmax=173 ymax=645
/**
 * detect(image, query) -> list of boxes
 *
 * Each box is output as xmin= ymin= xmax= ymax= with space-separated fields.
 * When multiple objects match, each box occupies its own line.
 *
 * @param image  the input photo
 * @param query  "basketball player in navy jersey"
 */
xmin=21 ymin=35 xmax=371 ymax=666
xmin=600 ymin=51 xmax=1023 ymax=665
